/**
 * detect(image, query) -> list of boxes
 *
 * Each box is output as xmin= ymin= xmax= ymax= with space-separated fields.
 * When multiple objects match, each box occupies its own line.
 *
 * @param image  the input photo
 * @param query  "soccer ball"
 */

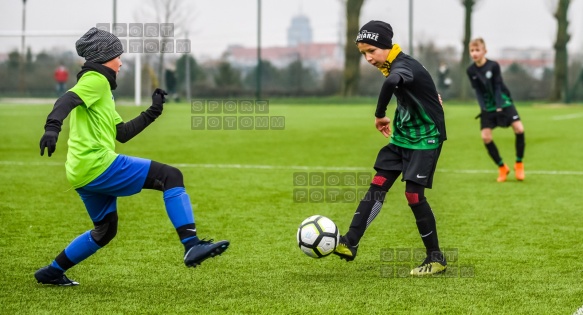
xmin=297 ymin=215 xmax=340 ymax=258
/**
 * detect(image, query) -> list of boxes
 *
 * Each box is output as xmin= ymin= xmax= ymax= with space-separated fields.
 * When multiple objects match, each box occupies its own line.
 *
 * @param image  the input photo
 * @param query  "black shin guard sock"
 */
xmin=515 ymin=133 xmax=525 ymax=161
xmin=485 ymin=141 xmax=503 ymax=166
xmin=410 ymin=199 xmax=440 ymax=256
xmin=345 ymin=186 xmax=387 ymax=246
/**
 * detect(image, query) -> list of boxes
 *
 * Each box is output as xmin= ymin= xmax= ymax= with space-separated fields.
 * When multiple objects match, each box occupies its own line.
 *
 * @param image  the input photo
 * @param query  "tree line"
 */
xmin=1 ymin=0 xmax=582 ymax=102
xmin=342 ymin=0 xmax=581 ymax=103
xmin=0 ymin=46 xmax=581 ymax=102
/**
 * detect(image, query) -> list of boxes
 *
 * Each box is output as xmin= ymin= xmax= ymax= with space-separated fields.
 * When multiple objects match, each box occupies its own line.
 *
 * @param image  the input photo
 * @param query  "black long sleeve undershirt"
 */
xmin=115 ymin=106 xmax=161 ymax=143
xmin=44 ymin=90 xmax=161 ymax=143
xmin=375 ymin=73 xmax=402 ymax=118
xmin=44 ymin=91 xmax=83 ymax=132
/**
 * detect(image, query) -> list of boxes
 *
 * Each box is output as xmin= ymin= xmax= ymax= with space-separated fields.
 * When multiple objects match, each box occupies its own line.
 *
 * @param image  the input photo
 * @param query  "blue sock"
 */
xmin=163 ymin=187 xmax=195 ymax=229
xmin=182 ymin=236 xmax=198 ymax=244
xmin=62 ymin=231 xmax=102 ymax=265
xmin=50 ymin=261 xmax=64 ymax=272
xmin=182 ymin=237 xmax=200 ymax=252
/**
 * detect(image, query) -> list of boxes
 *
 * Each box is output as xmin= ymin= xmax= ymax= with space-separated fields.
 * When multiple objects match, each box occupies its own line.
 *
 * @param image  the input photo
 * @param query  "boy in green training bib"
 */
xmin=35 ymin=27 xmax=229 ymax=286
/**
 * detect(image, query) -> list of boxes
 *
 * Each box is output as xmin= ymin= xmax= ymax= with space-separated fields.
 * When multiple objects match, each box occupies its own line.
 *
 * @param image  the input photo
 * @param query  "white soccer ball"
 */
xmin=297 ymin=215 xmax=340 ymax=258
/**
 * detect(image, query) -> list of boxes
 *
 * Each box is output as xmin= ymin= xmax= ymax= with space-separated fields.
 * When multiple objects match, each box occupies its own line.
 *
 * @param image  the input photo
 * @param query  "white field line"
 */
xmin=551 ymin=113 xmax=583 ymax=120
xmin=1 ymin=160 xmax=583 ymax=175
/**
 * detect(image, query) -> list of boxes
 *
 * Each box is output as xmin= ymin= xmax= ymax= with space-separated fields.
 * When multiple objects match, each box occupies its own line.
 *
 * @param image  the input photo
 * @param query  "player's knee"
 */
xmin=371 ymin=173 xmax=391 ymax=190
xmin=163 ymin=165 xmax=184 ymax=190
xmin=367 ymin=174 xmax=391 ymax=202
xmin=481 ymin=129 xmax=493 ymax=143
xmin=405 ymin=182 xmax=426 ymax=205
xmin=405 ymin=192 xmax=419 ymax=204
xmin=91 ymin=212 xmax=118 ymax=247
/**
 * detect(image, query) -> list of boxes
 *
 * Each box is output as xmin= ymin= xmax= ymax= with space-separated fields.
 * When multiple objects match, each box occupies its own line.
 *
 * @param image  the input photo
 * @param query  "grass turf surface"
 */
xmin=1 ymin=100 xmax=583 ymax=314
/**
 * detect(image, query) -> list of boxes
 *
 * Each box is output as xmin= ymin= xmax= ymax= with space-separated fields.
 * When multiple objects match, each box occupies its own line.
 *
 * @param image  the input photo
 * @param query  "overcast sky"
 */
xmin=0 ymin=0 xmax=581 ymax=60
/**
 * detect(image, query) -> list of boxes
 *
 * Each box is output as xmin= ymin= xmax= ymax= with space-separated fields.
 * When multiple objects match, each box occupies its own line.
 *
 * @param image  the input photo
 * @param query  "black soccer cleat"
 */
xmin=184 ymin=238 xmax=229 ymax=268
xmin=333 ymin=235 xmax=358 ymax=262
xmin=35 ymin=265 xmax=79 ymax=286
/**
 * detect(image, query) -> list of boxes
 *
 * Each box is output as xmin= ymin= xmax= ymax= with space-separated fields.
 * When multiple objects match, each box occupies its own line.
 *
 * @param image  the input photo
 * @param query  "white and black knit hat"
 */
xmin=76 ymin=27 xmax=123 ymax=63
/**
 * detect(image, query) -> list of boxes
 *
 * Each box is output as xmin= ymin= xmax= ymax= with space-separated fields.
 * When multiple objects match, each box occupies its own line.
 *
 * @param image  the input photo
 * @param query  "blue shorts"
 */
xmin=76 ymin=155 xmax=151 ymax=222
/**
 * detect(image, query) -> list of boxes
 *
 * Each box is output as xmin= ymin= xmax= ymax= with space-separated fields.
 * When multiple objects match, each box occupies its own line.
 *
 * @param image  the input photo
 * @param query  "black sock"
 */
xmin=345 ymin=185 xmax=387 ymax=246
xmin=177 ymin=223 xmax=198 ymax=250
xmin=515 ymin=133 xmax=525 ymax=162
xmin=485 ymin=141 xmax=503 ymax=166
xmin=410 ymin=199 xmax=440 ymax=256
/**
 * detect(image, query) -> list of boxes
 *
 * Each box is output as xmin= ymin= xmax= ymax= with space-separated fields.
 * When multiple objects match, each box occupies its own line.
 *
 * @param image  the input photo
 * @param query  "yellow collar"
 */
xmin=378 ymin=43 xmax=402 ymax=77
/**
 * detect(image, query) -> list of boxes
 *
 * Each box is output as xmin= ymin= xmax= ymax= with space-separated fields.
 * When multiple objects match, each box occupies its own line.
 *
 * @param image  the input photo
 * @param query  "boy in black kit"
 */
xmin=467 ymin=38 xmax=526 ymax=182
xmin=334 ymin=20 xmax=447 ymax=276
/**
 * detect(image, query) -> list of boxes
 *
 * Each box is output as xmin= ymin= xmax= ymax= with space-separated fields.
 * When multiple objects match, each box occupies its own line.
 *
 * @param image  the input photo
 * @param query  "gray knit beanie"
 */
xmin=76 ymin=27 xmax=123 ymax=63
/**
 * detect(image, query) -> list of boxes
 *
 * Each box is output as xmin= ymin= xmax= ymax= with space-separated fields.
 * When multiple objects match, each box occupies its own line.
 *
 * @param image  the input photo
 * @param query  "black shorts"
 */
xmin=480 ymin=105 xmax=520 ymax=129
xmin=373 ymin=143 xmax=442 ymax=189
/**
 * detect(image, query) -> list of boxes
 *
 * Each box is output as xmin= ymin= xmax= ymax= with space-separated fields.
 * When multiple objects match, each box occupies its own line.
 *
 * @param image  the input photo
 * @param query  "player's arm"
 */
xmin=116 ymin=88 xmax=167 ymax=143
xmin=39 ymin=91 xmax=83 ymax=157
xmin=374 ymin=73 xmax=403 ymax=137
xmin=473 ymin=91 xmax=487 ymax=112
xmin=467 ymin=67 xmax=487 ymax=112
xmin=375 ymin=73 xmax=402 ymax=118
xmin=492 ymin=62 xmax=504 ymax=110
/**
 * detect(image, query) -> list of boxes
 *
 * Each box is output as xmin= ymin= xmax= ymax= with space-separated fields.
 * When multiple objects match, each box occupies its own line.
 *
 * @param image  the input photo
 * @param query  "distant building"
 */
xmin=497 ymin=47 xmax=554 ymax=79
xmin=225 ymin=43 xmax=344 ymax=76
xmin=225 ymin=13 xmax=343 ymax=76
xmin=287 ymin=14 xmax=313 ymax=47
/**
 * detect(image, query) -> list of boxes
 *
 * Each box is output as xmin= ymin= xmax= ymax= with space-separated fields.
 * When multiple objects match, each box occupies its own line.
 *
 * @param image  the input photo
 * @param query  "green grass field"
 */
xmin=1 ymin=99 xmax=583 ymax=314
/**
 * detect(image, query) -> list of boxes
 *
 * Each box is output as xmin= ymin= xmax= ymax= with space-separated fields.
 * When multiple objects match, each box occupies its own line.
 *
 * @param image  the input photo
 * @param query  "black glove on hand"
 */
xmin=40 ymin=130 xmax=59 ymax=157
xmin=149 ymin=88 xmax=168 ymax=117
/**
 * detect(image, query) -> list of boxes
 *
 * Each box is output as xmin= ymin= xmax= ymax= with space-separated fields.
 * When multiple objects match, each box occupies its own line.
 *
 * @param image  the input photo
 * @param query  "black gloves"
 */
xmin=148 ymin=88 xmax=168 ymax=118
xmin=40 ymin=130 xmax=59 ymax=157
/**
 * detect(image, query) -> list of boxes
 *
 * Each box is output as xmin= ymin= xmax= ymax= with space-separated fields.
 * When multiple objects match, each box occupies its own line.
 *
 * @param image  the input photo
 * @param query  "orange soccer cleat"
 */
xmin=497 ymin=164 xmax=510 ymax=182
xmin=514 ymin=162 xmax=525 ymax=181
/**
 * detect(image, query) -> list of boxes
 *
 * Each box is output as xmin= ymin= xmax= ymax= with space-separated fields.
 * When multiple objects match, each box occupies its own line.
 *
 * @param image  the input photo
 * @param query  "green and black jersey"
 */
xmin=466 ymin=59 xmax=513 ymax=112
xmin=376 ymin=52 xmax=446 ymax=150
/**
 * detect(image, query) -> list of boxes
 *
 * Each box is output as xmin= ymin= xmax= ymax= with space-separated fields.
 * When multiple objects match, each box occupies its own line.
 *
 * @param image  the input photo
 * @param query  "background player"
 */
xmin=467 ymin=38 xmax=526 ymax=182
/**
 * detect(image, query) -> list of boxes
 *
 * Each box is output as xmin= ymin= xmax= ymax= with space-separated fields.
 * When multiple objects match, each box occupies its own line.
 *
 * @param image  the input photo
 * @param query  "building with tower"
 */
xmin=287 ymin=14 xmax=313 ymax=47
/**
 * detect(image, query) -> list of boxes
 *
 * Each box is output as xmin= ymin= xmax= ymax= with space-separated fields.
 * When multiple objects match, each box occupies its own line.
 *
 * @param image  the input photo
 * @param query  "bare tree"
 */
xmin=341 ymin=0 xmax=365 ymax=97
xmin=137 ymin=0 xmax=195 ymax=90
xmin=550 ymin=0 xmax=571 ymax=102
xmin=459 ymin=0 xmax=479 ymax=100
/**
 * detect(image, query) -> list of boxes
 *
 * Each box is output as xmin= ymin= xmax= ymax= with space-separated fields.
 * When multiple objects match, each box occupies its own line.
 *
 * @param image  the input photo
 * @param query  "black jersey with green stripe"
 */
xmin=466 ymin=59 xmax=513 ymax=112
xmin=385 ymin=53 xmax=446 ymax=150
